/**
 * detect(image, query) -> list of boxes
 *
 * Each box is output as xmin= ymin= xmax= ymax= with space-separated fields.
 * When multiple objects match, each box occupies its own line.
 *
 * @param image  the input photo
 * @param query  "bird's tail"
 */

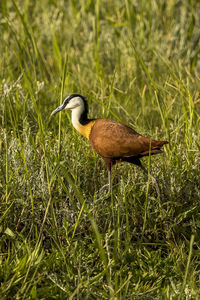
xmin=139 ymin=139 xmax=168 ymax=157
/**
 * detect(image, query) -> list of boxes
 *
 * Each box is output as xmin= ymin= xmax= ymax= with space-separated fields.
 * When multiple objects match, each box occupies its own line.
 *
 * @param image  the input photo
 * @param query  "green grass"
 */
xmin=0 ymin=0 xmax=200 ymax=298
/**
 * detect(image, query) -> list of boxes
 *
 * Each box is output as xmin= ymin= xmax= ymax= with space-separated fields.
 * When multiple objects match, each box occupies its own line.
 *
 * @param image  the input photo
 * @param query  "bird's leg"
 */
xmin=139 ymin=163 xmax=161 ymax=198
xmin=97 ymin=169 xmax=111 ymax=200
xmin=108 ymin=170 xmax=112 ymax=194
xmin=99 ymin=157 xmax=113 ymax=195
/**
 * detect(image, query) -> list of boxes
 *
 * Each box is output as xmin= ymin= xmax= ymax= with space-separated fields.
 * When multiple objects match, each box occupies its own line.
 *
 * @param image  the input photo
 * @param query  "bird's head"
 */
xmin=51 ymin=94 xmax=88 ymax=116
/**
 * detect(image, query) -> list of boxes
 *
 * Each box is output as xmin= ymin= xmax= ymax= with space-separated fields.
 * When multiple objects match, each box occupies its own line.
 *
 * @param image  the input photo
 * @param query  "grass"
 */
xmin=0 ymin=0 xmax=200 ymax=298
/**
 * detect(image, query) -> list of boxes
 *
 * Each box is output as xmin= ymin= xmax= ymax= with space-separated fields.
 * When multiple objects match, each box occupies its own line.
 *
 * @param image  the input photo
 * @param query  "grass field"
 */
xmin=1 ymin=0 xmax=200 ymax=298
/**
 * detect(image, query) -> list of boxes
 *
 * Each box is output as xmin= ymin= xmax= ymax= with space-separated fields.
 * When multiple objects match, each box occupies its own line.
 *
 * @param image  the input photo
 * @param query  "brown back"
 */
xmin=89 ymin=119 xmax=168 ymax=158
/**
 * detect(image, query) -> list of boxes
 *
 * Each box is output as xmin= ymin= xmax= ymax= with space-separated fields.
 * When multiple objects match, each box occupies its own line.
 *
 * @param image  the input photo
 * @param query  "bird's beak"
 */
xmin=51 ymin=103 xmax=66 ymax=116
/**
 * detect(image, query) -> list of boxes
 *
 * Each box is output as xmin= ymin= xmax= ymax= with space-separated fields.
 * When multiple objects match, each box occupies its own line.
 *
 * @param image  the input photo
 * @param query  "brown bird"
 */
xmin=51 ymin=94 xmax=168 ymax=195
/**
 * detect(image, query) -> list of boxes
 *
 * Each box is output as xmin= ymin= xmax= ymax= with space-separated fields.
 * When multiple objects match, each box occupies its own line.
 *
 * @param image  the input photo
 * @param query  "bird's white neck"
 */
xmin=70 ymin=103 xmax=95 ymax=139
xmin=71 ymin=104 xmax=85 ymax=131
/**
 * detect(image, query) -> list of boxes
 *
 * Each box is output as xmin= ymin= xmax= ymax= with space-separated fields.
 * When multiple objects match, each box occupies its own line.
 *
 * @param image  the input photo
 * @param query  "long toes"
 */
xmin=150 ymin=175 xmax=161 ymax=198
xmin=99 ymin=184 xmax=110 ymax=194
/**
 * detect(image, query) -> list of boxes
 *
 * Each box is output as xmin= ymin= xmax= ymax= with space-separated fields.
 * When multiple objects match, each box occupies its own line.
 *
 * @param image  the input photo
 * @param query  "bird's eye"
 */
xmin=63 ymin=97 xmax=69 ymax=106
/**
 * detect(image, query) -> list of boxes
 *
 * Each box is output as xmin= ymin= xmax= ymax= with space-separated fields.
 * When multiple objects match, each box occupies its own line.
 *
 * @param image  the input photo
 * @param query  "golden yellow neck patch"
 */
xmin=75 ymin=120 xmax=96 ymax=139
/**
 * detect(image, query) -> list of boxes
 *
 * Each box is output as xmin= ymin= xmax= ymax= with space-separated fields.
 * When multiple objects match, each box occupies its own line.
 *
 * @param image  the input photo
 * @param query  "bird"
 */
xmin=51 ymin=94 xmax=168 ymax=195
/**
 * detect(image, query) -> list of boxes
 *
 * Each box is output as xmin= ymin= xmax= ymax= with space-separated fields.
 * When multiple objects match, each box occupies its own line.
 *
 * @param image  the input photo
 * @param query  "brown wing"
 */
xmin=89 ymin=119 xmax=168 ymax=158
